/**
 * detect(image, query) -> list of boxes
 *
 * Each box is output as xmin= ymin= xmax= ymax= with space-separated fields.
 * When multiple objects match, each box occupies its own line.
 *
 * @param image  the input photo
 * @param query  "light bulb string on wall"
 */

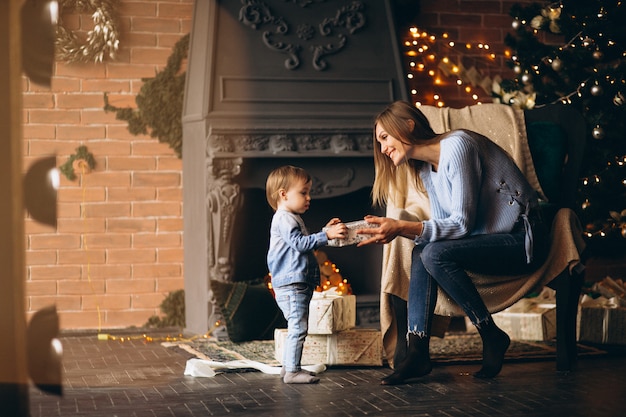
xmin=79 ymin=164 xmax=103 ymax=334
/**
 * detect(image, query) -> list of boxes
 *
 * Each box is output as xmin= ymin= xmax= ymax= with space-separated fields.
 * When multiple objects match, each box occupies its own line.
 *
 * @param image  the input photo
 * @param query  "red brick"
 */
xmin=80 ymin=265 xmax=132 ymax=280
xmin=26 ymin=250 xmax=58 ymax=266
xmin=133 ymin=202 xmax=181 ymax=217
xmin=157 ymin=218 xmax=183 ymax=232
xmin=82 ymin=294 xmax=132 ymax=310
xmin=131 ymin=48 xmax=173 ymax=65
xmin=57 ymin=279 xmax=106 ymax=295
xmin=107 ymin=218 xmax=156 ymax=233
xmin=133 ymin=233 xmax=181 ymax=249
xmin=84 ymin=203 xmax=132 ymax=218
xmin=30 ymin=295 xmax=82 ymax=311
xmin=108 ymin=187 xmax=157 ymax=201
xmin=56 ymin=93 xmax=108 ymax=109
xmin=108 ymin=249 xmax=156 ymax=264
xmin=134 ymin=172 xmax=181 ymax=187
xmin=106 ymin=278 xmax=156 ymax=294
xmin=132 ymin=17 xmax=181 ymax=33
xmin=25 ymin=280 xmax=57 ymax=296
xmin=83 ymin=233 xmax=132 ymax=249
xmin=29 ymin=234 xmax=81 ymax=250
xmin=30 ymin=265 xmax=82 ymax=280
xmin=56 ymin=218 xmax=106 ymax=233
xmin=29 ymin=109 xmax=81 ymax=124
xmin=109 ymin=157 xmax=157 ymax=171
xmin=105 ymin=310 xmax=157 ymax=327
xmin=133 ymin=263 xmax=181 ymax=278
xmin=58 ymin=249 xmax=106 ymax=265
xmin=157 ymin=248 xmax=184 ymax=263
xmin=121 ymin=1 xmax=157 ymax=17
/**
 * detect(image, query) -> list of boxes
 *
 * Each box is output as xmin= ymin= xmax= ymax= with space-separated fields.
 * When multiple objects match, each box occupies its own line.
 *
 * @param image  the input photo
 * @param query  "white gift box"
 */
xmin=325 ymin=220 xmax=375 ymax=247
xmin=492 ymin=298 xmax=556 ymax=341
xmin=308 ymin=292 xmax=356 ymax=334
xmin=274 ymin=328 xmax=382 ymax=366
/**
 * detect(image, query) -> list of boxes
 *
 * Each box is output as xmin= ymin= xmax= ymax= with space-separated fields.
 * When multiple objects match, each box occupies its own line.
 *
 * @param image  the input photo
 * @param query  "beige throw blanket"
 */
xmin=380 ymin=104 xmax=586 ymax=366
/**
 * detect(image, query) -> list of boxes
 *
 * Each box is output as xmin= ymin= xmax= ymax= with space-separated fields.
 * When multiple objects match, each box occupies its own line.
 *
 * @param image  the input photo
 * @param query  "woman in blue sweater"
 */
xmin=358 ymin=101 xmax=547 ymax=385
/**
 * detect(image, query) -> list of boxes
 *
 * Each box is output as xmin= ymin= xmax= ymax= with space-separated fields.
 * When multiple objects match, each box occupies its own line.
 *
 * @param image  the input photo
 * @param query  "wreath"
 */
xmin=56 ymin=0 xmax=120 ymax=63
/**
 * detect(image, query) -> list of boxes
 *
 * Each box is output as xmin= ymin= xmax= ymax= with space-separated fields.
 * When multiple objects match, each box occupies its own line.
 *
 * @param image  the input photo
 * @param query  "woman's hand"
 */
xmin=356 ymin=215 xmax=401 ymax=246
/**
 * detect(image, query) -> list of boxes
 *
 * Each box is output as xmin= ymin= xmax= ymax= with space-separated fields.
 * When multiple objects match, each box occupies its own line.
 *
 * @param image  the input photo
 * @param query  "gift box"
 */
xmin=579 ymin=297 xmax=626 ymax=345
xmin=492 ymin=298 xmax=556 ymax=341
xmin=308 ymin=292 xmax=356 ymax=334
xmin=274 ymin=328 xmax=382 ymax=366
xmin=325 ymin=220 xmax=374 ymax=247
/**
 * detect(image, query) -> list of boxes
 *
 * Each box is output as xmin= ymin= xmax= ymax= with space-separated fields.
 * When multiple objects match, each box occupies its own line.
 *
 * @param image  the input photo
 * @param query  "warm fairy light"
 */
xmin=404 ymin=26 xmax=500 ymax=106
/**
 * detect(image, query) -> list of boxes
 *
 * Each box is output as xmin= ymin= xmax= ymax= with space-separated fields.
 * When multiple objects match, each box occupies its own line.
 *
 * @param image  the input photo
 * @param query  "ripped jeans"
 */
xmin=408 ymin=230 xmax=540 ymax=337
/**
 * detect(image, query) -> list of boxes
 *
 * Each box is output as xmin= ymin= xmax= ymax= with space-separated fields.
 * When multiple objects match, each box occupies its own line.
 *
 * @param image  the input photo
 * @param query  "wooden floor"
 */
xmin=28 ymin=330 xmax=626 ymax=417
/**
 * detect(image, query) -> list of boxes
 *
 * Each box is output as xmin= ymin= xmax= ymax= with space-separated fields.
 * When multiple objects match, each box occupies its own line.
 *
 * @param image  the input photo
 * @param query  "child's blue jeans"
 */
xmin=274 ymin=282 xmax=314 ymax=373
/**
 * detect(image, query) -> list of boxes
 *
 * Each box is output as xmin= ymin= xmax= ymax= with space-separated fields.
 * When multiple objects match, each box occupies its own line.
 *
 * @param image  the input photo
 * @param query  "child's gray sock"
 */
xmin=283 ymin=371 xmax=320 ymax=384
xmin=280 ymin=367 xmax=315 ymax=378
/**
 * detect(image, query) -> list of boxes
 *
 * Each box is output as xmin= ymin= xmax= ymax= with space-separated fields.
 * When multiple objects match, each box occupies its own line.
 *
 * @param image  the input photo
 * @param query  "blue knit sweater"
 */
xmin=415 ymin=130 xmax=538 ymax=253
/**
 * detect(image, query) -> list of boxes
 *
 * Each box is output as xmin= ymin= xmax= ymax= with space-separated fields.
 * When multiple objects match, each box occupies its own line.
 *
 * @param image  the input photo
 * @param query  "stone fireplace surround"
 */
xmin=182 ymin=0 xmax=409 ymax=335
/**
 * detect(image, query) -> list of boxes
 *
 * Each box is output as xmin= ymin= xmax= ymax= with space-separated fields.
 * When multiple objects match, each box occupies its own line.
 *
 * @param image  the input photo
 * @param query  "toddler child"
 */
xmin=266 ymin=165 xmax=347 ymax=384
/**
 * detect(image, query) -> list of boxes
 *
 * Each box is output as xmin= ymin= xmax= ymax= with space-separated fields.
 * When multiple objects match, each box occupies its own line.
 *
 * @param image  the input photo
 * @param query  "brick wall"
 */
xmin=23 ymin=0 xmax=193 ymax=329
xmin=22 ymin=0 xmax=539 ymax=330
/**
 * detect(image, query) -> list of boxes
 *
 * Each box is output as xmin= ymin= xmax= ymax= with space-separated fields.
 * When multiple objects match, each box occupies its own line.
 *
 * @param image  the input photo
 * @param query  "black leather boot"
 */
xmin=474 ymin=319 xmax=511 ymax=378
xmin=381 ymin=333 xmax=432 ymax=385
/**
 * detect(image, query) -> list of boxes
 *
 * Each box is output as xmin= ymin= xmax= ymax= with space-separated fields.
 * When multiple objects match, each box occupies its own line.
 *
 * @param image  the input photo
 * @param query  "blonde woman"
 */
xmin=358 ymin=101 xmax=548 ymax=385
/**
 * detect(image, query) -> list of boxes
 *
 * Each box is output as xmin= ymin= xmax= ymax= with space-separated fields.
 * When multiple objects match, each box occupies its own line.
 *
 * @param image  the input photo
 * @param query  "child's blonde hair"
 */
xmin=265 ymin=165 xmax=312 ymax=211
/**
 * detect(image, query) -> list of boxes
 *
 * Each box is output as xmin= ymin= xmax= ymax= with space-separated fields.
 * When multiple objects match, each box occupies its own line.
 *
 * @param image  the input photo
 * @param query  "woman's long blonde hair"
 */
xmin=371 ymin=101 xmax=438 ymax=207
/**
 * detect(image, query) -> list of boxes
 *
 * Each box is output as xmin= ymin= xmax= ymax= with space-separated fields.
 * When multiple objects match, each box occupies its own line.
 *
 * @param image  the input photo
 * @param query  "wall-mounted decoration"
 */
xmin=238 ymin=0 xmax=366 ymax=71
xmin=56 ymin=0 xmax=120 ymax=63
xmin=59 ymin=145 xmax=95 ymax=181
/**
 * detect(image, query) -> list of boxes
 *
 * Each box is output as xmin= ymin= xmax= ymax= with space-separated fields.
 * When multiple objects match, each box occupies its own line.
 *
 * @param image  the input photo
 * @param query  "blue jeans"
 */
xmin=274 ymin=282 xmax=313 ymax=373
xmin=408 ymin=231 xmax=539 ymax=336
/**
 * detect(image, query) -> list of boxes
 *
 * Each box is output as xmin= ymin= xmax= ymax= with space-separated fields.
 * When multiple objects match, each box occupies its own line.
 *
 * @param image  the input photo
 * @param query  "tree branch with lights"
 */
xmin=496 ymin=0 xmax=626 ymax=250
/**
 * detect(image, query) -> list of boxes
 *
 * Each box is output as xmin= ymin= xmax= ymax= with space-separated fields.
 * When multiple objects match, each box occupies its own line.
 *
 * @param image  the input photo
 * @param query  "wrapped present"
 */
xmin=579 ymin=296 xmax=626 ymax=345
xmin=274 ymin=328 xmax=382 ymax=366
xmin=492 ymin=298 xmax=556 ymax=341
xmin=325 ymin=220 xmax=374 ymax=247
xmin=308 ymin=291 xmax=356 ymax=334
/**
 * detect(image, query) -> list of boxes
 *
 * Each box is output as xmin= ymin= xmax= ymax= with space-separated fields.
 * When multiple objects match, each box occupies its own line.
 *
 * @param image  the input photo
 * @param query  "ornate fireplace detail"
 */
xmin=238 ymin=0 xmax=367 ymax=71
xmin=183 ymin=0 xmax=408 ymax=335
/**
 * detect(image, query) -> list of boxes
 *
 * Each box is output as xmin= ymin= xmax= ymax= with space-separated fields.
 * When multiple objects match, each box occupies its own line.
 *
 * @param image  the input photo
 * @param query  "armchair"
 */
xmin=381 ymin=103 xmax=587 ymax=372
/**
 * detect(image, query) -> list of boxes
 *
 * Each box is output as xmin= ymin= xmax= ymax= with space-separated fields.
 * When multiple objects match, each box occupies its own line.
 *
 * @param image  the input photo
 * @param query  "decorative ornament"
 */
xmin=592 ymin=125 xmax=605 ymax=140
xmin=614 ymin=91 xmax=625 ymax=106
xmin=59 ymin=145 xmax=96 ymax=180
xmin=513 ymin=64 xmax=522 ymax=74
xmin=551 ymin=57 xmax=562 ymax=72
xmin=592 ymin=50 xmax=604 ymax=61
xmin=521 ymin=72 xmax=533 ymax=85
xmin=511 ymin=19 xmax=520 ymax=30
xmin=56 ymin=0 xmax=120 ymax=64
xmin=590 ymin=84 xmax=603 ymax=96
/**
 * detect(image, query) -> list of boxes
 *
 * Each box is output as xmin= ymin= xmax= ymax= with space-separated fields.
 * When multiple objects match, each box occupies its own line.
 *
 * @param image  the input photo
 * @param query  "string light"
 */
xmin=403 ymin=26 xmax=502 ymax=106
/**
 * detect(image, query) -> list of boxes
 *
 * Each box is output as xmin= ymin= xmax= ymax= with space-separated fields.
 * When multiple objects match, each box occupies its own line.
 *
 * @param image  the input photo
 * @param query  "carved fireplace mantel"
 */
xmin=183 ymin=0 xmax=408 ymax=335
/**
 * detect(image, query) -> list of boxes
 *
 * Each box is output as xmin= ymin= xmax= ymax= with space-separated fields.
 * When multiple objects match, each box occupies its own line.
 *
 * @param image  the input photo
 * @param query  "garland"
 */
xmin=56 ymin=0 xmax=120 ymax=63
xmin=59 ymin=145 xmax=96 ymax=180
xmin=104 ymin=34 xmax=189 ymax=157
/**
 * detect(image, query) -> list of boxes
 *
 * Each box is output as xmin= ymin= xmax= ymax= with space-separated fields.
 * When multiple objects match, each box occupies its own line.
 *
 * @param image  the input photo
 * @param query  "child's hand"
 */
xmin=325 ymin=218 xmax=347 ymax=240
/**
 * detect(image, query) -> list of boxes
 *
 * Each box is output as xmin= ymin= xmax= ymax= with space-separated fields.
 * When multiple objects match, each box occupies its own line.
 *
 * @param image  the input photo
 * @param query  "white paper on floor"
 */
xmin=183 ymin=358 xmax=326 ymax=377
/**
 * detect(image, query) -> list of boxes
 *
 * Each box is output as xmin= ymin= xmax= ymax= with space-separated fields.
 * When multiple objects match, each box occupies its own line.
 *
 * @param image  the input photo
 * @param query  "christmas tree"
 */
xmin=496 ymin=0 xmax=626 ymax=251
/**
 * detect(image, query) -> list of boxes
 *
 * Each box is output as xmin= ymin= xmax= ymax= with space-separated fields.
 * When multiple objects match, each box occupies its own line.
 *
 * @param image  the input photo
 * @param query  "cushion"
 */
xmin=210 ymin=279 xmax=287 ymax=343
xmin=526 ymin=121 xmax=568 ymax=203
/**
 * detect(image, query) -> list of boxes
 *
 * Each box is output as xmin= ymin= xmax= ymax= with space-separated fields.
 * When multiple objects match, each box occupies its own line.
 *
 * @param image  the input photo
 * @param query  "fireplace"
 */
xmin=182 ymin=0 xmax=409 ymax=334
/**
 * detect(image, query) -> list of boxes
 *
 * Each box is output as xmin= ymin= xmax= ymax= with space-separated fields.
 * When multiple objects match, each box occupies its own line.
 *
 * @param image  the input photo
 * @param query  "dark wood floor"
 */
xmin=28 ymin=330 xmax=626 ymax=417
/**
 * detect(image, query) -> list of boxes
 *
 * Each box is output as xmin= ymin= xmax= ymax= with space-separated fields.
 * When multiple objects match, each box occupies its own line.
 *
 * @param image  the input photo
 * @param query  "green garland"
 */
xmin=59 ymin=145 xmax=96 ymax=180
xmin=104 ymin=34 xmax=189 ymax=157
xmin=56 ymin=0 xmax=120 ymax=63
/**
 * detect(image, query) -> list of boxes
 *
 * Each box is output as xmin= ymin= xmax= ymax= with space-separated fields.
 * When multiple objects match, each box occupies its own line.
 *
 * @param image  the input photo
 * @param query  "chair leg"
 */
xmin=548 ymin=269 xmax=584 ymax=372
